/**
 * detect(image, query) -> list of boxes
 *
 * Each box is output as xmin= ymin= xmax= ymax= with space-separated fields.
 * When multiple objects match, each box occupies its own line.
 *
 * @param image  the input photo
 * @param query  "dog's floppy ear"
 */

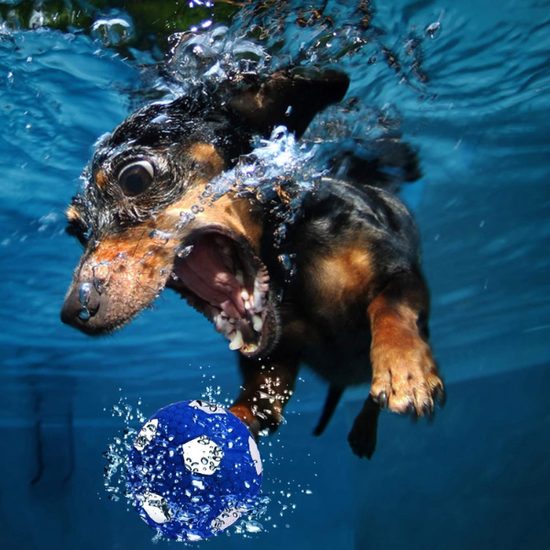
xmin=327 ymin=137 xmax=422 ymax=191
xmin=229 ymin=68 xmax=349 ymax=138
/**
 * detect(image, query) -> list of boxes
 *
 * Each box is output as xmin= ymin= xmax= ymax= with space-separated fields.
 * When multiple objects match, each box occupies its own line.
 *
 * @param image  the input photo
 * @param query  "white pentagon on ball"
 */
xmin=181 ymin=435 xmax=224 ymax=475
xmin=210 ymin=508 xmax=242 ymax=533
xmin=134 ymin=418 xmax=159 ymax=451
xmin=188 ymin=400 xmax=227 ymax=414
xmin=139 ymin=491 xmax=171 ymax=524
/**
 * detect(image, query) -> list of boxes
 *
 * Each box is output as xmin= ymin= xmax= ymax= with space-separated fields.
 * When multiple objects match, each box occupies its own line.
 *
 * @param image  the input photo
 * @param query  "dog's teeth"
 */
xmin=214 ymin=312 xmax=237 ymax=337
xmin=253 ymin=288 xmax=265 ymax=310
xmin=228 ymin=330 xmax=244 ymax=350
xmin=254 ymin=277 xmax=269 ymax=307
xmin=214 ymin=314 xmax=224 ymax=331
xmin=252 ymin=314 xmax=263 ymax=332
xmin=254 ymin=276 xmax=268 ymax=294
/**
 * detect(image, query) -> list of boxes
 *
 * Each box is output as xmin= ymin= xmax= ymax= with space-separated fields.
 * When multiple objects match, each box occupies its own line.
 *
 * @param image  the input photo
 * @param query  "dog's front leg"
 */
xmin=367 ymin=270 xmax=444 ymax=416
xmin=349 ymin=270 xmax=444 ymax=457
xmin=230 ymin=350 xmax=300 ymax=438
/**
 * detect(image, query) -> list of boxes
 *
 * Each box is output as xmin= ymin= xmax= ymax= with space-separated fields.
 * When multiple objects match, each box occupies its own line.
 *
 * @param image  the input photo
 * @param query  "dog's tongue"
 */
xmin=173 ymin=240 xmax=245 ymax=319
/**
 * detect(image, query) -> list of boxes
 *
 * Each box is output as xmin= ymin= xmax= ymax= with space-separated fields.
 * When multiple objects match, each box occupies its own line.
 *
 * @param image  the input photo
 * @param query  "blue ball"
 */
xmin=127 ymin=400 xmax=262 ymax=541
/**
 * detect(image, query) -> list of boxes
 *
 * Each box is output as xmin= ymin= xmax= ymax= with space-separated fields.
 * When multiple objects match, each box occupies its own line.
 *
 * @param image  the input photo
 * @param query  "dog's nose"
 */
xmin=61 ymin=281 xmax=102 ymax=331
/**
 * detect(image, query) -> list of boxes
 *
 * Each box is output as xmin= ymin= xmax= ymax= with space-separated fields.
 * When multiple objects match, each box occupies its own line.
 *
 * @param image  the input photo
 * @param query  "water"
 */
xmin=1 ymin=1 xmax=549 ymax=548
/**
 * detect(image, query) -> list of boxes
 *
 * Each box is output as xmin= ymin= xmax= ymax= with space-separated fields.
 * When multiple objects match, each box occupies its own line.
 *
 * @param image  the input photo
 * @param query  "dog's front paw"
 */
xmin=229 ymin=403 xmax=262 ymax=439
xmin=229 ymin=398 xmax=284 ymax=438
xmin=370 ymin=336 xmax=444 ymax=417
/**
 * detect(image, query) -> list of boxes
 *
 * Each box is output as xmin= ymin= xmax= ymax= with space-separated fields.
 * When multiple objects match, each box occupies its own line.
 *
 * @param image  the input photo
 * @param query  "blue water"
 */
xmin=1 ymin=1 xmax=549 ymax=548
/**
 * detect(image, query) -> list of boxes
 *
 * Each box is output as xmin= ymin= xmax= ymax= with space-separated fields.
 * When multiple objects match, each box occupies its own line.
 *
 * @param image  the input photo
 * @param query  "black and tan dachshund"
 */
xmin=61 ymin=67 xmax=444 ymax=458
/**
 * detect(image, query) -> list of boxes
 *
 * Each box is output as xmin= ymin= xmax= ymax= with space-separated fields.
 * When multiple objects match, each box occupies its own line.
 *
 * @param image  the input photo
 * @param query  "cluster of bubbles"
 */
xmin=210 ymin=126 xmax=318 ymax=198
xmin=163 ymin=0 xmax=442 ymax=93
xmin=165 ymin=25 xmax=270 ymax=90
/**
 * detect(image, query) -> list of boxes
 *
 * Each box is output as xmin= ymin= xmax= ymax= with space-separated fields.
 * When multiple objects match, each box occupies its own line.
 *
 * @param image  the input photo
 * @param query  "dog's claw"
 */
xmin=376 ymin=391 xmax=388 ymax=408
xmin=434 ymin=384 xmax=446 ymax=408
xmin=422 ymin=401 xmax=434 ymax=419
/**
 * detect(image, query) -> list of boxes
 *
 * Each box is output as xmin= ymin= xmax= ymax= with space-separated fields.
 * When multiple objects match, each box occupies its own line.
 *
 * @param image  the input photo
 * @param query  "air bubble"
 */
xmin=91 ymin=14 xmax=135 ymax=47
xmin=425 ymin=21 xmax=441 ymax=39
xmin=78 ymin=308 xmax=91 ymax=321
xmin=79 ymin=282 xmax=92 ymax=306
xmin=149 ymin=229 xmax=172 ymax=243
xmin=176 ymin=245 xmax=194 ymax=258
xmin=178 ymin=211 xmax=195 ymax=228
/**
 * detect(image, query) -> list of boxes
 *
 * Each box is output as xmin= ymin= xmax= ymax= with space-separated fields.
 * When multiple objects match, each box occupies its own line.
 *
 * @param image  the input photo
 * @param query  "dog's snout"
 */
xmin=61 ymin=281 xmax=102 ymax=332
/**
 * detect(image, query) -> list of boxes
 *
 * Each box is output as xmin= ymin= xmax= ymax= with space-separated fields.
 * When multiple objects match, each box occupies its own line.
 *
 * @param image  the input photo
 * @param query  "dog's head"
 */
xmin=61 ymin=68 xmax=348 ymax=357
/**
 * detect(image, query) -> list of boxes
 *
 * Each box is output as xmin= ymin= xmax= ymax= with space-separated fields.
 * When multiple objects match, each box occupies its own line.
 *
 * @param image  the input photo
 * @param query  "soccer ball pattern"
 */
xmin=127 ymin=400 xmax=262 ymax=540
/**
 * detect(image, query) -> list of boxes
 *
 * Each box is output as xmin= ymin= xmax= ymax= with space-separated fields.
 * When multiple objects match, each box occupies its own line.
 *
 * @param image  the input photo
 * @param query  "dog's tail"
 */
xmin=313 ymin=385 xmax=344 ymax=436
xmin=326 ymin=137 xmax=421 ymax=193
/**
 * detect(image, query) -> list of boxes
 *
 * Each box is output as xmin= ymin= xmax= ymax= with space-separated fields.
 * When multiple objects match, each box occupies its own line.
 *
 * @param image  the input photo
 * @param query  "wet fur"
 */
xmin=62 ymin=67 xmax=444 ymax=458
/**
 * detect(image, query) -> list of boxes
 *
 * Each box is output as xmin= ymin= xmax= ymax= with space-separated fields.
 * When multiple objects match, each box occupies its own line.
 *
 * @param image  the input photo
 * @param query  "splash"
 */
xmin=209 ymin=126 xmax=319 ymax=198
xmin=165 ymin=25 xmax=270 ymax=92
xmin=91 ymin=12 xmax=135 ymax=48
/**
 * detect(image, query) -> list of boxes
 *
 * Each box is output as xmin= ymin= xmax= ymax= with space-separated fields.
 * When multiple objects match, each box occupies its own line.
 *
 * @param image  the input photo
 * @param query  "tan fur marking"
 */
xmin=313 ymin=247 xmax=374 ymax=305
xmin=95 ymin=169 xmax=108 ymax=189
xmin=66 ymin=204 xmax=81 ymax=223
xmin=187 ymin=142 xmax=225 ymax=177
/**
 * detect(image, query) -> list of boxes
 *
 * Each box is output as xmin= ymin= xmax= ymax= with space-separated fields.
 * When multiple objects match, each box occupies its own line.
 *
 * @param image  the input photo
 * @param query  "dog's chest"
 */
xmin=300 ymin=323 xmax=372 ymax=386
xmin=277 ymin=273 xmax=374 ymax=387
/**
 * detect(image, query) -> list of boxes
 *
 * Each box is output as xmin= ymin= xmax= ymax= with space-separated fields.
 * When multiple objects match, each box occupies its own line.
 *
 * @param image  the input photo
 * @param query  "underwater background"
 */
xmin=1 ymin=0 xmax=549 ymax=548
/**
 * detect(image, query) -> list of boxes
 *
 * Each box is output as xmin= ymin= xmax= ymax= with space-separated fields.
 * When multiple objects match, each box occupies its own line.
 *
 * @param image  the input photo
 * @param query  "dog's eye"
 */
xmin=117 ymin=160 xmax=155 ymax=196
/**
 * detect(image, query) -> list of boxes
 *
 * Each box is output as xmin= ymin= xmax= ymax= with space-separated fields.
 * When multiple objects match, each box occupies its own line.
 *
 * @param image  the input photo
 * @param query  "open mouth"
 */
xmin=167 ymin=227 xmax=279 ymax=357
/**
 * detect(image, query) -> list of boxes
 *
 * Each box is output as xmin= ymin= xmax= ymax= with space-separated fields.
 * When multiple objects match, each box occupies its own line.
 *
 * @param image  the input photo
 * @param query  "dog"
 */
xmin=61 ymin=67 xmax=444 ymax=458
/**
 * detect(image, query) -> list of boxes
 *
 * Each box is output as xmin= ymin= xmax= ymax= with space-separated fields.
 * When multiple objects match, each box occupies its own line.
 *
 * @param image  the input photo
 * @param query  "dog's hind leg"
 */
xmin=348 ymin=394 xmax=380 ymax=459
xmin=229 ymin=350 xmax=300 ymax=437
xmin=367 ymin=270 xmax=444 ymax=417
xmin=312 ymin=385 xmax=344 ymax=436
